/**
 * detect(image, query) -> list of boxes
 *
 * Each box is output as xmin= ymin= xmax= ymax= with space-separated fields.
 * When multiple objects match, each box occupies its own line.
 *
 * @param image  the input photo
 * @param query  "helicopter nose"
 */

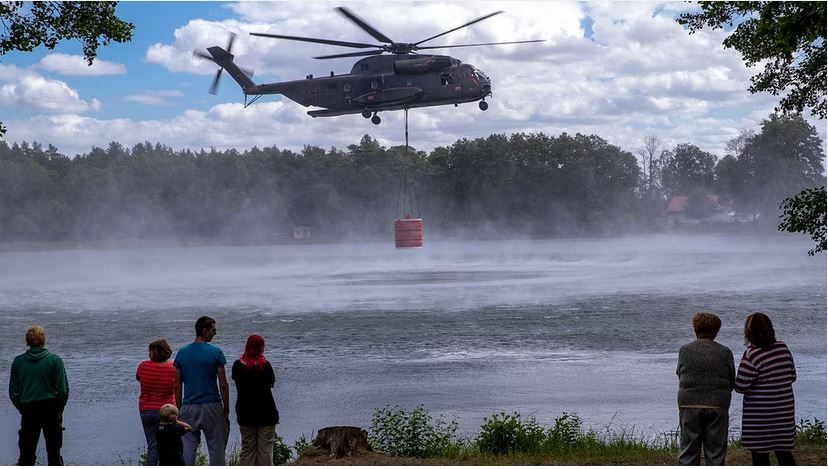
xmin=482 ymin=83 xmax=491 ymax=95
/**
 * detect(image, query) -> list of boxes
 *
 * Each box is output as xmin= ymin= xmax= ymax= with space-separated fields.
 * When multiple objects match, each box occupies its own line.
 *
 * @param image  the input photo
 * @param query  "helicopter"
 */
xmin=193 ymin=7 xmax=544 ymax=125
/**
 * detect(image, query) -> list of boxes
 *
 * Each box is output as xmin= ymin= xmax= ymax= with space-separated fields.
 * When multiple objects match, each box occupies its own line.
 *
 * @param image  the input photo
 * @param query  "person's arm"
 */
xmin=9 ymin=360 xmax=21 ymax=411
xmin=54 ymin=356 xmax=69 ymax=410
xmin=789 ymin=347 xmax=797 ymax=383
xmin=175 ymin=368 xmax=183 ymax=408
xmin=734 ymin=350 xmax=757 ymax=394
xmin=728 ymin=351 xmax=736 ymax=391
xmin=177 ymin=419 xmax=192 ymax=432
xmin=676 ymin=348 xmax=684 ymax=379
xmin=267 ymin=361 xmax=276 ymax=388
xmin=217 ymin=366 xmax=230 ymax=421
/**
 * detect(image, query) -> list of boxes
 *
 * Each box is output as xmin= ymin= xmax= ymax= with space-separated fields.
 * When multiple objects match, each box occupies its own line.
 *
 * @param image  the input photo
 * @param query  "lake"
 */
xmin=0 ymin=234 xmax=824 ymax=464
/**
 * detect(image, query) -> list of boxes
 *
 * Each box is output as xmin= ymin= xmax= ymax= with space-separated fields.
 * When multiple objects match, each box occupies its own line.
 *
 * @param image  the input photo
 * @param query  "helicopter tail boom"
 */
xmin=206 ymin=46 xmax=256 ymax=91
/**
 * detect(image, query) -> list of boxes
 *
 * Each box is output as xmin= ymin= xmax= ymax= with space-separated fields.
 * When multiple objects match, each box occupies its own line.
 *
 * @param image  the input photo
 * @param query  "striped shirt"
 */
xmin=735 ymin=341 xmax=796 ymax=452
xmin=136 ymin=360 xmax=176 ymax=411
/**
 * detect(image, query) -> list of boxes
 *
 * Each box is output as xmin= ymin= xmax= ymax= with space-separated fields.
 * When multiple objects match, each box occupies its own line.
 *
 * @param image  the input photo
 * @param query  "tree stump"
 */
xmin=311 ymin=426 xmax=372 ymax=458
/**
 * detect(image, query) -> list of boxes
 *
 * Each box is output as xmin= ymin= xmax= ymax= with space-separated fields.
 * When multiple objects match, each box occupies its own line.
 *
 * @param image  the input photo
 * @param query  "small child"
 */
xmin=156 ymin=404 xmax=191 ymax=466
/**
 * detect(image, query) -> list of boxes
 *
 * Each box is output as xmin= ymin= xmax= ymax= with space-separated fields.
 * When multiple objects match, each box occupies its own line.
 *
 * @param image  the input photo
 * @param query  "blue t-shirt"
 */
xmin=173 ymin=342 xmax=227 ymax=405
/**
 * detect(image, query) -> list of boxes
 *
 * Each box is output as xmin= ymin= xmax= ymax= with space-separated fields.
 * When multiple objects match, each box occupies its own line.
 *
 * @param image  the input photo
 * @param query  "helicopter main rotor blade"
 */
xmin=208 ymin=69 xmax=222 ymax=95
xmin=313 ymin=49 xmax=385 ymax=60
xmin=416 ymin=39 xmax=546 ymax=50
xmin=193 ymin=50 xmax=215 ymax=62
xmin=226 ymin=32 xmax=236 ymax=53
xmin=250 ymin=32 xmax=379 ymax=49
xmin=336 ymin=6 xmax=394 ymax=44
xmin=414 ymin=11 xmax=503 ymax=46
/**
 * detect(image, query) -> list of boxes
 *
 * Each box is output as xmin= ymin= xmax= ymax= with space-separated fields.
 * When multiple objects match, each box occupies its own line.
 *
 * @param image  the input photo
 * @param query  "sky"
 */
xmin=0 ymin=0 xmax=825 ymax=159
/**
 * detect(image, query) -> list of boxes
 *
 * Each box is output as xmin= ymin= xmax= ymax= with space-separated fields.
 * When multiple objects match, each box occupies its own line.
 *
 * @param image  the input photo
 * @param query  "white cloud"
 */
xmin=5 ymin=1 xmax=825 ymax=163
xmin=39 ymin=53 xmax=127 ymax=76
xmin=0 ymin=63 xmax=29 ymax=80
xmin=148 ymin=2 xmax=582 ymax=80
xmin=0 ymin=74 xmax=101 ymax=113
xmin=125 ymin=90 xmax=185 ymax=106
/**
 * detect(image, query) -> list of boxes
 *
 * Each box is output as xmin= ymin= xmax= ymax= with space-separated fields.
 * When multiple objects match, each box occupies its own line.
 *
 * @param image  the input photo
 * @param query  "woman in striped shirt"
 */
xmin=136 ymin=339 xmax=177 ymax=466
xmin=735 ymin=312 xmax=797 ymax=466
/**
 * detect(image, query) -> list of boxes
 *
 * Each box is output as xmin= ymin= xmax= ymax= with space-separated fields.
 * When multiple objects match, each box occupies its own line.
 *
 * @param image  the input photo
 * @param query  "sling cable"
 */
xmin=394 ymin=108 xmax=423 ymax=248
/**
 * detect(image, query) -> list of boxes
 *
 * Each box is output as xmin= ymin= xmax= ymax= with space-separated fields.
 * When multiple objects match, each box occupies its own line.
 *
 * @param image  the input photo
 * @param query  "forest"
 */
xmin=0 ymin=113 xmax=823 ymax=244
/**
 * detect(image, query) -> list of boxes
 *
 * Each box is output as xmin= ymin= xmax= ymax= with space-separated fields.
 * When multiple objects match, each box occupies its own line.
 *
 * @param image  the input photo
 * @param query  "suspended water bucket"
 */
xmin=394 ymin=216 xmax=423 ymax=248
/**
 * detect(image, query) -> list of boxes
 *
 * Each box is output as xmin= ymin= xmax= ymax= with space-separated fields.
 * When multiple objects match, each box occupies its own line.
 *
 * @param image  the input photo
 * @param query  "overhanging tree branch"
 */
xmin=0 ymin=1 xmax=134 ymax=137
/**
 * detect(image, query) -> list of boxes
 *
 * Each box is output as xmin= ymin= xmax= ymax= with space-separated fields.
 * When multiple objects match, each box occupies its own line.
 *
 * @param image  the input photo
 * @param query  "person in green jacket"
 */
xmin=9 ymin=325 xmax=69 ymax=466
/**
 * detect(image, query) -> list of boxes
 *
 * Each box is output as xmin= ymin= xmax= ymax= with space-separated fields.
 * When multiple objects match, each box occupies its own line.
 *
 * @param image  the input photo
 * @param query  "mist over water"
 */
xmin=0 ymin=234 xmax=824 ymax=464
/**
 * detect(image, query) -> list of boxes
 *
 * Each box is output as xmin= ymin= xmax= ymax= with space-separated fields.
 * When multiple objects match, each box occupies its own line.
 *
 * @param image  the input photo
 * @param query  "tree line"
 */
xmin=0 ymin=112 xmax=822 ymax=245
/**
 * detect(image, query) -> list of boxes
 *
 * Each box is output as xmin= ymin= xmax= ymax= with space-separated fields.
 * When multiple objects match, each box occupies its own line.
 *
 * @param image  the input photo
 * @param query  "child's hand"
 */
xmin=182 ymin=422 xmax=192 ymax=432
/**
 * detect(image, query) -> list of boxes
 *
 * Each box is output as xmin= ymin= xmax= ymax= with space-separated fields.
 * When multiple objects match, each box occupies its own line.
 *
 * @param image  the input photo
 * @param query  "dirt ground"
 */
xmin=294 ymin=445 xmax=828 ymax=466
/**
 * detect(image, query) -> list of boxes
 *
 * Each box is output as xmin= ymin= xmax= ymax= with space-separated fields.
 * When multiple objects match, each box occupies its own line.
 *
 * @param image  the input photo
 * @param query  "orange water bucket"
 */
xmin=394 ymin=217 xmax=423 ymax=248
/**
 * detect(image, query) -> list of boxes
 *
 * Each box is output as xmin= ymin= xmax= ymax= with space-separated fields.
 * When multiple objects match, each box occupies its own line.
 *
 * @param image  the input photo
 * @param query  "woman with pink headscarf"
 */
xmin=231 ymin=334 xmax=279 ymax=465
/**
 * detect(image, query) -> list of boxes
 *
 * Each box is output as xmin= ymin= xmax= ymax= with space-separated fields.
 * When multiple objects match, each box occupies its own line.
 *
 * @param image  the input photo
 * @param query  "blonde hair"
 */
xmin=26 ymin=325 xmax=46 ymax=347
xmin=159 ymin=404 xmax=179 ymax=424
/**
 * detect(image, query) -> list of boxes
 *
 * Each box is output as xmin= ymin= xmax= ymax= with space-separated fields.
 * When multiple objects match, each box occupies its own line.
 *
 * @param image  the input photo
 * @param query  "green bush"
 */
xmin=477 ymin=412 xmax=546 ymax=454
xmin=545 ymin=412 xmax=585 ymax=450
xmin=293 ymin=434 xmax=310 ymax=458
xmin=796 ymin=418 xmax=827 ymax=445
xmin=369 ymin=404 xmax=460 ymax=458
xmin=272 ymin=433 xmax=293 ymax=465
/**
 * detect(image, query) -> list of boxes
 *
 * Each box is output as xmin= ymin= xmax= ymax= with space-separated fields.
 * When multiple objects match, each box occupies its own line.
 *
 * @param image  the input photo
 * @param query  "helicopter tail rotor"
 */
xmin=193 ymin=33 xmax=255 ymax=95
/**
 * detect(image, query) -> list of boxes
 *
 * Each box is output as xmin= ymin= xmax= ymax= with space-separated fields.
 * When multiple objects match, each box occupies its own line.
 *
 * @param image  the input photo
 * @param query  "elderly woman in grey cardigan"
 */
xmin=676 ymin=312 xmax=736 ymax=466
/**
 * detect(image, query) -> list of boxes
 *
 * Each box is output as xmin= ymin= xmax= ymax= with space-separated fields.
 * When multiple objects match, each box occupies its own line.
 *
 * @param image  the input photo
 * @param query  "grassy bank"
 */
xmin=292 ymin=407 xmax=826 ymax=466
xmin=130 ymin=408 xmax=826 ymax=465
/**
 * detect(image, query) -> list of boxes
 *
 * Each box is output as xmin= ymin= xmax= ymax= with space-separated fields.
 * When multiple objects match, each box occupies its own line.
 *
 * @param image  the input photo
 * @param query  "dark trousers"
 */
xmin=678 ymin=407 xmax=729 ymax=465
xmin=751 ymin=450 xmax=796 ymax=466
xmin=18 ymin=399 xmax=64 ymax=466
xmin=140 ymin=410 xmax=161 ymax=465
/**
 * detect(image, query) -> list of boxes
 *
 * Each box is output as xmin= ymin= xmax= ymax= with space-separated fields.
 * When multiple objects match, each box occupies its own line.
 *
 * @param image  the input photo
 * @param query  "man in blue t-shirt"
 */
xmin=174 ymin=316 xmax=230 ymax=465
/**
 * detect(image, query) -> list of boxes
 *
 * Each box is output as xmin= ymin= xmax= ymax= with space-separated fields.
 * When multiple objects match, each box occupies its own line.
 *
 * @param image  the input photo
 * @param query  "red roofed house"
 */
xmin=664 ymin=194 xmax=733 ymax=223
xmin=665 ymin=195 xmax=689 ymax=215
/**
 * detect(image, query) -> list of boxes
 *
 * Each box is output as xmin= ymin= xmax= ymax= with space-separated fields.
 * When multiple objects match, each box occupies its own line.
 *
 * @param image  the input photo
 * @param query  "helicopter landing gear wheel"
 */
xmin=362 ymin=109 xmax=371 ymax=118
xmin=371 ymin=113 xmax=381 ymax=125
xmin=479 ymin=100 xmax=488 ymax=111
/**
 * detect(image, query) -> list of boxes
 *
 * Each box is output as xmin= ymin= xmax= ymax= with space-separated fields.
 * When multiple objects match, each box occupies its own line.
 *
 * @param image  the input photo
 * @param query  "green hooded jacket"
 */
xmin=9 ymin=347 xmax=69 ymax=410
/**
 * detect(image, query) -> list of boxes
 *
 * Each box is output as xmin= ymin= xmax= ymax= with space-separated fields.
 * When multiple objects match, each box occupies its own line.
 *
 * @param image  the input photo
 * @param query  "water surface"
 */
xmin=0 ymin=234 xmax=824 ymax=464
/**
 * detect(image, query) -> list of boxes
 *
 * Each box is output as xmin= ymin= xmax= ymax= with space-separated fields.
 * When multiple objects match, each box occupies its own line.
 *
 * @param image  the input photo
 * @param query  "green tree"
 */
xmin=659 ymin=143 xmax=716 ymax=197
xmin=678 ymin=2 xmax=826 ymax=253
xmin=738 ymin=114 xmax=823 ymax=220
xmin=678 ymin=1 xmax=826 ymax=118
xmin=0 ymin=1 xmax=134 ymax=136
xmin=779 ymin=186 xmax=826 ymax=255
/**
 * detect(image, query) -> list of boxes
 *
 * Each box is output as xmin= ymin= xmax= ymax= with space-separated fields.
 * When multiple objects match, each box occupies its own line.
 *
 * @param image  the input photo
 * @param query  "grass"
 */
xmin=295 ymin=409 xmax=827 ymax=466
xmin=130 ymin=411 xmax=826 ymax=465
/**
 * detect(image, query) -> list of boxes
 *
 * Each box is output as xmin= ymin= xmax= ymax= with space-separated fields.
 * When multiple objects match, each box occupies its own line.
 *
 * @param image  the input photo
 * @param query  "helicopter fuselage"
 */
xmin=242 ymin=54 xmax=492 ymax=117
xmin=197 ymin=7 xmax=542 ymax=124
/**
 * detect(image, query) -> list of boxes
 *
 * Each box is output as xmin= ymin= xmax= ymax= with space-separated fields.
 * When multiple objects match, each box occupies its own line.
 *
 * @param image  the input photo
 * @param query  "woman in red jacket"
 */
xmin=136 ymin=339 xmax=176 ymax=466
